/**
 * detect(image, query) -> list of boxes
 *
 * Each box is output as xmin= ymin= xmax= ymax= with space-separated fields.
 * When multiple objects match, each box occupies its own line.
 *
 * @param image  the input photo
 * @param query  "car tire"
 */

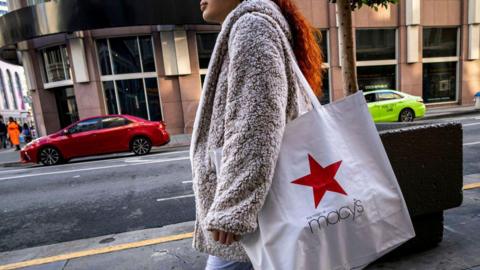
xmin=131 ymin=136 xmax=152 ymax=156
xmin=399 ymin=108 xmax=415 ymax=122
xmin=39 ymin=147 xmax=63 ymax=166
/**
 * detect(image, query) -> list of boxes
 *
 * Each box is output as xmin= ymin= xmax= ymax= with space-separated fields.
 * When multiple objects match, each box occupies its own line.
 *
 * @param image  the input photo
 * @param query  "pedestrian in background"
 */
xmin=22 ymin=123 xmax=32 ymax=143
xmin=0 ymin=118 xmax=7 ymax=149
xmin=190 ymin=0 xmax=323 ymax=269
xmin=7 ymin=117 xmax=21 ymax=151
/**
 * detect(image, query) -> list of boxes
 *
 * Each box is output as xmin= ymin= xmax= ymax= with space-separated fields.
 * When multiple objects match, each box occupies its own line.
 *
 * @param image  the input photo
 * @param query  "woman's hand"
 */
xmin=210 ymin=229 xmax=240 ymax=245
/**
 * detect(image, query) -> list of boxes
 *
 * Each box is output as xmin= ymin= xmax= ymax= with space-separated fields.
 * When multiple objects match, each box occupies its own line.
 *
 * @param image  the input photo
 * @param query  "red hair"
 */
xmin=270 ymin=0 xmax=325 ymax=96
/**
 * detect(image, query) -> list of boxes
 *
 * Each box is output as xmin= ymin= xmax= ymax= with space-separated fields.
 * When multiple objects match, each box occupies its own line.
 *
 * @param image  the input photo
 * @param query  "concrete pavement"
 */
xmin=0 ymin=186 xmax=479 ymax=270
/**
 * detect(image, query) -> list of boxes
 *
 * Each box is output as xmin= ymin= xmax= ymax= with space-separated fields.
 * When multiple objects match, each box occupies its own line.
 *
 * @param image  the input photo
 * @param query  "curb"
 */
xmin=422 ymin=109 xmax=479 ymax=120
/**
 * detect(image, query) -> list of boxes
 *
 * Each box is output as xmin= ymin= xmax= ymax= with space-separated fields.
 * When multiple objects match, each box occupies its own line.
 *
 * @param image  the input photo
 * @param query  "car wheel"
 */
xmin=39 ymin=147 xmax=62 ymax=166
xmin=131 ymin=137 xmax=152 ymax=156
xmin=399 ymin=108 xmax=415 ymax=122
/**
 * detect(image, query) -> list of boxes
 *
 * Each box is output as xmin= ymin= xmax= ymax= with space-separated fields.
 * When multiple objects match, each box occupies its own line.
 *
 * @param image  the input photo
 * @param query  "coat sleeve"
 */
xmin=205 ymin=14 xmax=289 ymax=235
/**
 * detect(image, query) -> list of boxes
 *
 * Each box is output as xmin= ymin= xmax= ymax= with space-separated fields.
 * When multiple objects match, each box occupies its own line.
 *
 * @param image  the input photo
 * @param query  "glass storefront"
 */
xmin=41 ymin=45 xmax=71 ymax=83
xmin=422 ymin=62 xmax=457 ymax=103
xmin=357 ymin=65 xmax=396 ymax=91
xmin=356 ymin=29 xmax=396 ymax=61
xmin=96 ymin=35 xmax=162 ymax=120
xmin=423 ymin=28 xmax=457 ymax=58
xmin=422 ymin=28 xmax=458 ymax=103
xmin=54 ymin=86 xmax=79 ymax=128
xmin=103 ymin=78 xmax=162 ymax=121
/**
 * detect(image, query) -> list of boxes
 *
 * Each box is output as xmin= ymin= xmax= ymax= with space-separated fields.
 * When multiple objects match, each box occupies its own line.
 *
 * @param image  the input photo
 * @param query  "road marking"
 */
xmin=182 ymin=180 xmax=193 ymax=184
xmin=0 ymin=157 xmax=190 ymax=182
xmin=463 ymin=141 xmax=480 ymax=146
xmin=0 ymin=232 xmax=193 ymax=270
xmin=463 ymin=182 xmax=480 ymax=190
xmin=463 ymin=122 xmax=480 ymax=127
xmin=156 ymin=194 xmax=194 ymax=202
xmin=0 ymin=168 xmax=29 ymax=174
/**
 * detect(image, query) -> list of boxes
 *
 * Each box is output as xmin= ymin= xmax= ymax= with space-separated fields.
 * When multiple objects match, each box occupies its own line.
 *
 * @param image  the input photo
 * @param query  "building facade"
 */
xmin=0 ymin=0 xmax=479 ymax=137
xmin=0 ymin=0 xmax=31 ymax=126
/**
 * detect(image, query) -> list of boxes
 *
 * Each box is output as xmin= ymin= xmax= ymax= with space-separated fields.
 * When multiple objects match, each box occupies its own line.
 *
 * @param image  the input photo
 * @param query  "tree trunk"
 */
xmin=337 ymin=0 xmax=359 ymax=96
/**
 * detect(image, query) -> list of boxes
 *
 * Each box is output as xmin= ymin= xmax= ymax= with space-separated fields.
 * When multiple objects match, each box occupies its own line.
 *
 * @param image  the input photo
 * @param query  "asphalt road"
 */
xmin=0 ymin=113 xmax=479 ymax=253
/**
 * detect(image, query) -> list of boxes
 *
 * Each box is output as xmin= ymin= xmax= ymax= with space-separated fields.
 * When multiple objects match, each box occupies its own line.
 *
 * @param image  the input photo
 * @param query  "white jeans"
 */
xmin=205 ymin=255 xmax=253 ymax=270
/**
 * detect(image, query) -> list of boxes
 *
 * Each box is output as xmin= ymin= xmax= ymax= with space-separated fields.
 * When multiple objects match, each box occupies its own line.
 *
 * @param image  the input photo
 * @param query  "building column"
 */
xmin=68 ymin=32 xmax=105 ymax=119
xmin=399 ymin=0 xmax=423 ymax=98
xmin=21 ymin=48 xmax=61 ymax=136
xmin=154 ymin=32 xmax=185 ymax=135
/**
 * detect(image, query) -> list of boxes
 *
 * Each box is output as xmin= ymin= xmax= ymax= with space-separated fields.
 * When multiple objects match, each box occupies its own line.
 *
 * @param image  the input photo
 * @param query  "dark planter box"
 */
xmin=377 ymin=121 xmax=463 ymax=250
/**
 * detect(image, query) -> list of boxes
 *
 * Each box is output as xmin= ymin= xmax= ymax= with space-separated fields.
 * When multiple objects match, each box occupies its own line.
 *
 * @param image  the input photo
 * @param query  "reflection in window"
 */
xmin=14 ymin=72 xmax=25 ymax=110
xmin=196 ymin=33 xmax=219 ymax=69
xmin=96 ymin=36 xmax=156 ymax=75
xmin=0 ymin=70 xmax=8 ymax=109
xmin=6 ymin=70 xmax=17 ymax=110
xmin=41 ymin=45 xmax=71 ymax=83
xmin=358 ymin=65 xmax=396 ymax=91
xmin=356 ymin=29 xmax=396 ymax=61
xmin=423 ymin=62 xmax=457 ymax=103
xmin=109 ymin=37 xmax=142 ymax=74
xmin=70 ymin=118 xmax=101 ymax=133
xmin=145 ymin=78 xmax=162 ymax=121
xmin=378 ymin=92 xmax=402 ymax=101
xmin=423 ymin=28 xmax=457 ymax=58
xmin=140 ymin=36 xmax=155 ymax=72
xmin=96 ymin=39 xmax=112 ymax=75
xmin=103 ymin=81 xmax=118 ymax=114
xmin=115 ymin=79 xmax=148 ymax=120
xmin=102 ymin=117 xmax=128 ymax=129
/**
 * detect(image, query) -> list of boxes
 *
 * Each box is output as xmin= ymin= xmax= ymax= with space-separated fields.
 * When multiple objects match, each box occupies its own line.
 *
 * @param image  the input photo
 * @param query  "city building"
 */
xmin=0 ymin=0 xmax=31 ymax=126
xmin=0 ymin=0 xmax=479 ymax=137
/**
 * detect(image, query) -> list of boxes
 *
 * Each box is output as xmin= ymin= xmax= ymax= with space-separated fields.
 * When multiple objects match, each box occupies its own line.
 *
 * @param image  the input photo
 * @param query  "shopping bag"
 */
xmin=210 ymin=59 xmax=415 ymax=269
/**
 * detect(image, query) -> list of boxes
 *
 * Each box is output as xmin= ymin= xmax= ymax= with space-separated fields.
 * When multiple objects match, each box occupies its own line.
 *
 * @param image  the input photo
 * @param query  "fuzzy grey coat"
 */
xmin=190 ymin=0 xmax=312 ymax=262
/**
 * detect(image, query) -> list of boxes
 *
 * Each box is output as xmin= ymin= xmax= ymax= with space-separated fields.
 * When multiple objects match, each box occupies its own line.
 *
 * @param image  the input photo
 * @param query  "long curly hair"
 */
xmin=270 ymin=0 xmax=325 ymax=96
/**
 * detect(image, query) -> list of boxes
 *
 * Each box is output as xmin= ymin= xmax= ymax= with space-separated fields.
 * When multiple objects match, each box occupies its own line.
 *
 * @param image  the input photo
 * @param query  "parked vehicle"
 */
xmin=20 ymin=115 xmax=170 ymax=166
xmin=363 ymin=90 xmax=426 ymax=122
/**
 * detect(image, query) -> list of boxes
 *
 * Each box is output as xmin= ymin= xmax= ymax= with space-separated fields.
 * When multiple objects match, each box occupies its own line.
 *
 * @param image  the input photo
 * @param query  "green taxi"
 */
xmin=363 ymin=90 xmax=426 ymax=122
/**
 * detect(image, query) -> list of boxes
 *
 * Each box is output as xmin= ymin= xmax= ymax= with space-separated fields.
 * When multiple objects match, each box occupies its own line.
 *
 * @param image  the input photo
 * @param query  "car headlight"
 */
xmin=25 ymin=138 xmax=41 ymax=148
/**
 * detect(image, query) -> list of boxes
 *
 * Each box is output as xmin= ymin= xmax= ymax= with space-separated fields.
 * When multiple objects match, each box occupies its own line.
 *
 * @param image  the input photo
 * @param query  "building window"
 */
xmin=14 ymin=72 xmax=25 ymax=110
xmin=26 ymin=0 xmax=50 ymax=6
xmin=356 ymin=29 xmax=396 ymax=61
xmin=358 ymin=65 xmax=396 ymax=91
xmin=96 ymin=36 xmax=155 ymax=75
xmin=196 ymin=32 xmax=219 ymax=88
xmin=356 ymin=29 xmax=397 ymax=92
xmin=41 ymin=45 xmax=71 ymax=83
xmin=423 ymin=28 xmax=457 ymax=58
xmin=6 ymin=70 xmax=17 ymax=110
xmin=54 ymin=86 xmax=79 ymax=128
xmin=422 ymin=28 xmax=458 ymax=103
xmin=96 ymin=36 xmax=162 ymax=121
xmin=0 ymin=70 xmax=8 ymax=109
xmin=422 ymin=62 xmax=456 ymax=103
xmin=315 ymin=29 xmax=330 ymax=104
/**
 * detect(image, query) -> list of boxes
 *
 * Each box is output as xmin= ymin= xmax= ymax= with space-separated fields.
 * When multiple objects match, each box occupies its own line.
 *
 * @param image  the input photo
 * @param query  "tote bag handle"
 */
xmin=290 ymin=59 xmax=323 ymax=111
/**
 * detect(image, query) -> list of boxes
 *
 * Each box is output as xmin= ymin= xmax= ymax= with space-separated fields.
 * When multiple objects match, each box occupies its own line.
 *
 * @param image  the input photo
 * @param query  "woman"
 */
xmin=7 ymin=117 xmax=21 ymax=151
xmin=191 ymin=0 xmax=324 ymax=268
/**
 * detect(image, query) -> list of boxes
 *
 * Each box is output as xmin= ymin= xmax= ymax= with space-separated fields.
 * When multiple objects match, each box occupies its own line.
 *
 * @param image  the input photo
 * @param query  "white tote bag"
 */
xmin=210 ymin=60 xmax=415 ymax=270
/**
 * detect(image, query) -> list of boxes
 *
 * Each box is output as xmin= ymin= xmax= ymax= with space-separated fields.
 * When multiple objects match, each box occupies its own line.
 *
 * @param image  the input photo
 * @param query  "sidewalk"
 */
xmin=423 ymin=104 xmax=479 ymax=120
xmin=0 ymin=184 xmax=479 ymax=270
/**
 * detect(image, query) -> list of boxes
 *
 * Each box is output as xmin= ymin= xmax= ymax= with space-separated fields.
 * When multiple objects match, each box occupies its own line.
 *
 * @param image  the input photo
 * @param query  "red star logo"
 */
xmin=291 ymin=154 xmax=347 ymax=208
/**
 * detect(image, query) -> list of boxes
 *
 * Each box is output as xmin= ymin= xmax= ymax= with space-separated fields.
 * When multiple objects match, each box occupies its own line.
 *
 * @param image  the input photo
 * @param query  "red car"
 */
xmin=21 ymin=115 xmax=170 ymax=166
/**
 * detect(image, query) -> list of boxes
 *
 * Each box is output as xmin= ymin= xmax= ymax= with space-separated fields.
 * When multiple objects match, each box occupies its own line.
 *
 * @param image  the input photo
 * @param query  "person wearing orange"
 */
xmin=7 ymin=117 xmax=21 ymax=151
